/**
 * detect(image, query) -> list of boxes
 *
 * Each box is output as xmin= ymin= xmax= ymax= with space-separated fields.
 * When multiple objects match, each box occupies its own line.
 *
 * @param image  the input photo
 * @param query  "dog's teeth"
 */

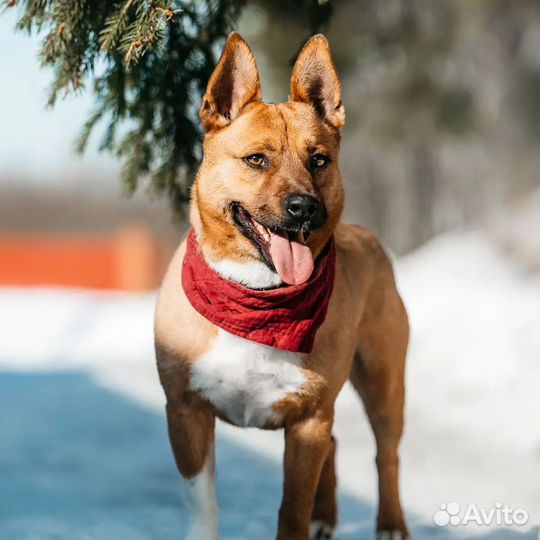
xmin=253 ymin=221 xmax=271 ymax=242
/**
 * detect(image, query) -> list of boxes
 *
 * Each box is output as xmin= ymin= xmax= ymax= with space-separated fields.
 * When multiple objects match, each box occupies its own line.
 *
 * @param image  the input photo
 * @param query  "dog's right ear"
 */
xmin=199 ymin=32 xmax=262 ymax=132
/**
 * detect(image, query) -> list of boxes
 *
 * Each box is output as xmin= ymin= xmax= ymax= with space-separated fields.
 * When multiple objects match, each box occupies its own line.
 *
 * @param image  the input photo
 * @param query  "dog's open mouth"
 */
xmin=231 ymin=203 xmax=314 ymax=285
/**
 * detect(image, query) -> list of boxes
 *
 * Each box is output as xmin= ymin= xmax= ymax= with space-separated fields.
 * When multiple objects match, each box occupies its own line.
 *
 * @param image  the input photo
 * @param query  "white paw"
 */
xmin=376 ymin=530 xmax=407 ymax=540
xmin=310 ymin=520 xmax=335 ymax=540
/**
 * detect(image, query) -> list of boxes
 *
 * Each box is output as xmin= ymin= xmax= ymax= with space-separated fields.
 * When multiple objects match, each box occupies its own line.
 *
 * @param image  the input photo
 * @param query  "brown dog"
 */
xmin=155 ymin=32 xmax=409 ymax=540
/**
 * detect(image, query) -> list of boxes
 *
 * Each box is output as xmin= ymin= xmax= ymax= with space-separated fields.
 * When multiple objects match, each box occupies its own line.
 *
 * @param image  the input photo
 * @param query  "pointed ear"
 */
xmin=199 ymin=32 xmax=262 ymax=132
xmin=290 ymin=34 xmax=345 ymax=130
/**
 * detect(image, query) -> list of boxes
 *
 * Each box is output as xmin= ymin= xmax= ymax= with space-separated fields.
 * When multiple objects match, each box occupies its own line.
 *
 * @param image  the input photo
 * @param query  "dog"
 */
xmin=155 ymin=32 xmax=409 ymax=540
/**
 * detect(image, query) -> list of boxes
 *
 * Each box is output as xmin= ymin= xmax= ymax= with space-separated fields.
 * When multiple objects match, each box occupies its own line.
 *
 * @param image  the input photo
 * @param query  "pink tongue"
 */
xmin=268 ymin=230 xmax=314 ymax=285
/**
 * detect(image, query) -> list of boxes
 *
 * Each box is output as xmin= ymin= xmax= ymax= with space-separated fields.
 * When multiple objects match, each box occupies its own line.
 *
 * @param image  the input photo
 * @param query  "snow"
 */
xmin=1 ymin=228 xmax=538 ymax=538
xmin=3 ymin=371 xmax=356 ymax=539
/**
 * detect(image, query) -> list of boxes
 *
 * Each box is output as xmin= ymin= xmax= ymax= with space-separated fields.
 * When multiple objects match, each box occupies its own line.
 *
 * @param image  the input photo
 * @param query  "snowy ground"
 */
xmin=0 ymin=227 xmax=539 ymax=539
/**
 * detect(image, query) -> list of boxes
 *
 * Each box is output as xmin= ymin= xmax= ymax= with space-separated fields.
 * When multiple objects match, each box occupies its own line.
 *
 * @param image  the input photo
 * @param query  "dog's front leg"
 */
xmin=166 ymin=400 xmax=218 ymax=540
xmin=277 ymin=414 xmax=333 ymax=540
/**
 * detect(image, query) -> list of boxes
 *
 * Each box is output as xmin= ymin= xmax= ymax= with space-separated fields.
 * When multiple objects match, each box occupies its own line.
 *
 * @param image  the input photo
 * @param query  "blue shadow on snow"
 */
xmin=1 ymin=371 xmax=535 ymax=539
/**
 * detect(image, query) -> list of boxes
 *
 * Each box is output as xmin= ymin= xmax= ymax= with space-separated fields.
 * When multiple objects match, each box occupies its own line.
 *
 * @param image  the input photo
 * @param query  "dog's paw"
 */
xmin=376 ymin=530 xmax=409 ymax=540
xmin=310 ymin=520 xmax=335 ymax=540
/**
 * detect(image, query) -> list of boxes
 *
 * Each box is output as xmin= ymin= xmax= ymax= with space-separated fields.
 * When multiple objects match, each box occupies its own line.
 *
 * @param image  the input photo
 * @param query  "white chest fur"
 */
xmin=190 ymin=330 xmax=306 ymax=428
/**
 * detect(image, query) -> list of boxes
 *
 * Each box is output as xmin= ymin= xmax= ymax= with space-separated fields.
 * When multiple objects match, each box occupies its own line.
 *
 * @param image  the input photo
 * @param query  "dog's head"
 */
xmin=192 ymin=32 xmax=345 ymax=287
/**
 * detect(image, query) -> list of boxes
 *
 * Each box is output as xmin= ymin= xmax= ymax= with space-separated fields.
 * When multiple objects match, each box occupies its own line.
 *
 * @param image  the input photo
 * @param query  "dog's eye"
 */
xmin=310 ymin=154 xmax=329 ymax=171
xmin=244 ymin=154 xmax=268 ymax=169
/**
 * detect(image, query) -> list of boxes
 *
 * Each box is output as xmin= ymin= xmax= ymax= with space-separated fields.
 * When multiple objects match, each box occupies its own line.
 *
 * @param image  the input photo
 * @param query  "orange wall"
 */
xmin=0 ymin=225 xmax=171 ymax=291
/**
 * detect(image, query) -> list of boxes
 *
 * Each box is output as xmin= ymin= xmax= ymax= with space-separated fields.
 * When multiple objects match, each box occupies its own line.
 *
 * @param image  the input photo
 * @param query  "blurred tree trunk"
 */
xmin=410 ymin=142 xmax=437 ymax=246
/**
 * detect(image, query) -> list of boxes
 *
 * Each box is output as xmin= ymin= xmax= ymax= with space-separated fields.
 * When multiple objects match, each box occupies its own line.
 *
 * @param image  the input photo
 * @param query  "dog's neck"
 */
xmin=207 ymin=258 xmax=283 ymax=289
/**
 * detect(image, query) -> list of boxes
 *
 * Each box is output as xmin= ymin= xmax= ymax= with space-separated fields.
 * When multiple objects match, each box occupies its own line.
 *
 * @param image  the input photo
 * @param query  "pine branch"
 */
xmin=99 ymin=0 xmax=135 ymax=53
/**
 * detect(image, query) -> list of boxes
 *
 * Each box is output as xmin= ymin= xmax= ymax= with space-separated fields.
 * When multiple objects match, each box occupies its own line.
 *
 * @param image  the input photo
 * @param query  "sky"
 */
xmin=0 ymin=10 xmax=119 ymax=188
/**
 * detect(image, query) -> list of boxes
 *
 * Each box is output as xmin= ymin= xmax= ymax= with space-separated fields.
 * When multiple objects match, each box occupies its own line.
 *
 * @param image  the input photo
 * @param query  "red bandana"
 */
xmin=181 ymin=229 xmax=336 ymax=353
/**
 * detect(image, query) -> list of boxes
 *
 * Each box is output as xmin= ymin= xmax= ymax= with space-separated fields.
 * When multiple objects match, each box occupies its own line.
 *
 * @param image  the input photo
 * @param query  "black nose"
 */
xmin=284 ymin=194 xmax=319 ymax=223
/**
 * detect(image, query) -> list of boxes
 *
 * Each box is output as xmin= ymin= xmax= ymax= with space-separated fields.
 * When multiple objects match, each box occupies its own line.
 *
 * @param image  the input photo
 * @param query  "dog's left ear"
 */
xmin=290 ymin=35 xmax=345 ymax=130
xmin=200 ymin=32 xmax=262 ymax=132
